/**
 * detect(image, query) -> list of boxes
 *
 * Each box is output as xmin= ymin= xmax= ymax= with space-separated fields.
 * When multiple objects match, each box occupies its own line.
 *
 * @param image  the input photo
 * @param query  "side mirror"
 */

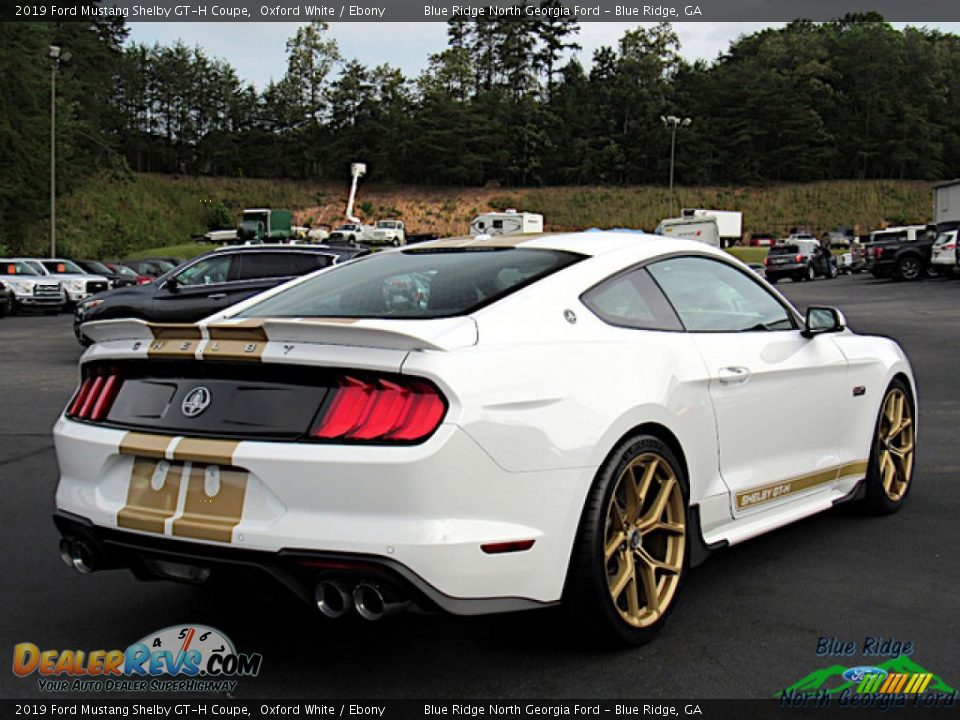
xmin=802 ymin=306 xmax=845 ymax=338
xmin=164 ymin=276 xmax=179 ymax=293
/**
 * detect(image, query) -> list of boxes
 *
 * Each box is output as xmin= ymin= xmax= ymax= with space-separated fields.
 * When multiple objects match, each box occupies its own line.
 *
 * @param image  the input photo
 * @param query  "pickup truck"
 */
xmin=865 ymin=225 xmax=937 ymax=281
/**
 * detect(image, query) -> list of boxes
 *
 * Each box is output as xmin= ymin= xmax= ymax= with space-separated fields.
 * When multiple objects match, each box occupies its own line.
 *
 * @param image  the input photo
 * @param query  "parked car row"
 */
xmin=73 ymin=243 xmax=371 ymax=344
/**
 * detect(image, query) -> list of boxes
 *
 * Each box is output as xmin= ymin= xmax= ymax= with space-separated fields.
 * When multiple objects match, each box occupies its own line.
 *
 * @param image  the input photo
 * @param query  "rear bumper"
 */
xmin=53 ymin=417 xmax=592 ymax=609
xmin=53 ymin=511 xmax=550 ymax=615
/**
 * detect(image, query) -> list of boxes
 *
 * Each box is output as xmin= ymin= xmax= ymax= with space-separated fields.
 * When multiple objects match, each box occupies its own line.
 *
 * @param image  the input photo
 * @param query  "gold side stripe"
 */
xmin=736 ymin=460 xmax=869 ymax=510
xmin=172 ymin=437 xmax=238 ymax=466
xmin=118 ymin=432 xmax=174 ymax=459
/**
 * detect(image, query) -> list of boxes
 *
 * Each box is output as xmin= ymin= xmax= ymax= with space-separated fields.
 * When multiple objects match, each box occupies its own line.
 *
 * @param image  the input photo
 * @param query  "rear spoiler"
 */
xmin=80 ymin=316 xmax=478 ymax=352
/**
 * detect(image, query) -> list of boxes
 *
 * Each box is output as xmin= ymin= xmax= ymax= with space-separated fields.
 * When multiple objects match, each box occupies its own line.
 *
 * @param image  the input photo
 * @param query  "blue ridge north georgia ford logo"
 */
xmin=181 ymin=387 xmax=212 ymax=418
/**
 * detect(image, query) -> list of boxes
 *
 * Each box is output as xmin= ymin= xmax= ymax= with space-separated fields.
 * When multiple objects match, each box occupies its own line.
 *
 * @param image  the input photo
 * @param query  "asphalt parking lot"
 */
xmin=1 ymin=272 xmax=958 ymax=700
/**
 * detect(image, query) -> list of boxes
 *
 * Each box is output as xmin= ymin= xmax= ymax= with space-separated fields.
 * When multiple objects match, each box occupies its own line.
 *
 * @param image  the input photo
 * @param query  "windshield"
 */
xmin=113 ymin=265 xmax=138 ymax=278
xmin=240 ymin=248 xmax=583 ymax=319
xmin=42 ymin=259 xmax=85 ymax=274
xmin=1 ymin=261 xmax=39 ymax=276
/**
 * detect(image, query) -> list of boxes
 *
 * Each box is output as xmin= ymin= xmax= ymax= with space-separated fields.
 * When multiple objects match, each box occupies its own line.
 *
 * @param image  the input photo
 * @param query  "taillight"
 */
xmin=311 ymin=375 xmax=446 ymax=443
xmin=67 ymin=368 xmax=123 ymax=421
xmin=874 ymin=246 xmax=884 ymax=258
xmin=763 ymin=257 xmax=769 ymax=266
xmin=795 ymin=254 xmax=804 ymax=262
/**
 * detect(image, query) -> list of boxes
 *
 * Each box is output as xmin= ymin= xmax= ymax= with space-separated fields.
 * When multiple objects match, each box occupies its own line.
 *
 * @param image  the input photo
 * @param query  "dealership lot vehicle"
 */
xmin=75 ymin=259 xmax=138 ymax=288
xmin=763 ymin=241 xmax=836 ymax=283
xmin=1 ymin=273 xmax=954 ymax=698
xmin=0 ymin=259 xmax=66 ymax=313
xmin=116 ymin=258 xmax=176 ymax=279
xmin=53 ymin=233 xmax=916 ymax=645
xmin=74 ymin=244 xmax=370 ymax=344
xmin=931 ymin=229 xmax=957 ymax=271
xmin=16 ymin=258 xmax=109 ymax=308
xmin=0 ymin=280 xmax=12 ymax=317
xmin=865 ymin=225 xmax=935 ymax=280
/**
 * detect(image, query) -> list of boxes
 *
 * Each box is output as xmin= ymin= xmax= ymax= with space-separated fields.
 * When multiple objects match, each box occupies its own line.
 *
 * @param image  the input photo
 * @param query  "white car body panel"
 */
xmin=52 ymin=232 xmax=917 ymax=611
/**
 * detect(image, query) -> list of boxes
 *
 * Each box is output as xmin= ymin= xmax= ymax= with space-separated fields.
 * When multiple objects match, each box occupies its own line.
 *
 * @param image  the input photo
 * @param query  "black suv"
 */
xmin=763 ymin=241 xmax=836 ymax=283
xmin=75 ymin=245 xmax=370 ymax=344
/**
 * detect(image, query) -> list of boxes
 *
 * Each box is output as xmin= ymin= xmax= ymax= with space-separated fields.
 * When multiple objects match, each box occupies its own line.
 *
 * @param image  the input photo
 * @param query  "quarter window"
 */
xmin=582 ymin=268 xmax=683 ymax=331
xmin=647 ymin=256 xmax=794 ymax=332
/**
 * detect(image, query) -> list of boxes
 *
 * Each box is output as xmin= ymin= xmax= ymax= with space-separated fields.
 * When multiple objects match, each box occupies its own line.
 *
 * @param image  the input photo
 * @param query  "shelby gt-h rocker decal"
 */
xmin=54 ymin=232 xmax=916 ymax=645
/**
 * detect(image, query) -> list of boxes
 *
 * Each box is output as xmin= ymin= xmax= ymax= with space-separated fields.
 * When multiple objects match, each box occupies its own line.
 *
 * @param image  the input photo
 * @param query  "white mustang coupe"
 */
xmin=54 ymin=232 xmax=916 ymax=645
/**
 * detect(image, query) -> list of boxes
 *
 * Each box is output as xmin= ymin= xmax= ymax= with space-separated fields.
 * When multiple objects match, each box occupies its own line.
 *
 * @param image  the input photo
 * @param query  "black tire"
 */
xmin=806 ymin=264 xmax=816 ymax=281
xmin=767 ymin=276 xmax=778 ymax=285
xmin=895 ymin=256 xmax=922 ymax=281
xmin=861 ymin=378 xmax=915 ymax=515
xmin=564 ymin=434 xmax=689 ymax=646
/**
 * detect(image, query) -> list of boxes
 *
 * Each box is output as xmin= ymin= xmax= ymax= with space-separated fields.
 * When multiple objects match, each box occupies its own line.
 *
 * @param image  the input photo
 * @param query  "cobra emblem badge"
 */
xmin=181 ymin=386 xmax=212 ymax=418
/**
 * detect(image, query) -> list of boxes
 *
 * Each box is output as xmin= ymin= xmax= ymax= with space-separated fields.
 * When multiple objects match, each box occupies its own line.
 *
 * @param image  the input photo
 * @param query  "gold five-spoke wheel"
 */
xmin=877 ymin=388 xmax=914 ymax=502
xmin=604 ymin=452 xmax=685 ymax=628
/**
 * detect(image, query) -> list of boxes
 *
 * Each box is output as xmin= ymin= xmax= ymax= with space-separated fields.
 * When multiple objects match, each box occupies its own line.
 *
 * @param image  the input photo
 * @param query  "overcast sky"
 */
xmin=126 ymin=22 xmax=960 ymax=89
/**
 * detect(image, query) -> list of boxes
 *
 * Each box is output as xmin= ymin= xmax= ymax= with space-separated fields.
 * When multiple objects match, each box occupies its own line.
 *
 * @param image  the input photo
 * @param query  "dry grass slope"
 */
xmin=23 ymin=173 xmax=935 ymax=259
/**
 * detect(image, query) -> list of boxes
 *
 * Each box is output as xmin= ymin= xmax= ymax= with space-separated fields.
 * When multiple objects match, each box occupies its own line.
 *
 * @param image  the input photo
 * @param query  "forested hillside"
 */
xmin=2 ymin=12 xmax=958 ymax=255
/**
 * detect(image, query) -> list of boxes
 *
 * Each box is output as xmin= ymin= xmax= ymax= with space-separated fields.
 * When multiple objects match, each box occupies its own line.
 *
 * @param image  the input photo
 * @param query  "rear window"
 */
xmin=240 ymin=248 xmax=583 ymax=319
xmin=769 ymin=245 xmax=799 ymax=255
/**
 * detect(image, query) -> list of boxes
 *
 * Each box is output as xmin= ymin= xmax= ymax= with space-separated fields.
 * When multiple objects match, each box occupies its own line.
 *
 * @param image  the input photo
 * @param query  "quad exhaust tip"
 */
xmin=59 ymin=538 xmax=95 ymax=574
xmin=315 ymin=581 xmax=352 ymax=619
xmin=352 ymin=582 xmax=410 ymax=621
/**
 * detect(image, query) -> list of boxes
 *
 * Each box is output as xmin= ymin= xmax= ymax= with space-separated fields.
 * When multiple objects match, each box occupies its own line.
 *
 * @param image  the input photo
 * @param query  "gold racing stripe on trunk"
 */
xmin=172 ymin=465 xmax=248 ymax=543
xmin=171 ymin=437 xmax=238 ymax=466
xmin=118 ymin=432 xmax=174 ymax=459
xmin=203 ymin=320 xmax=267 ymax=361
xmin=736 ymin=460 xmax=869 ymax=510
xmin=117 ymin=457 xmax=183 ymax=534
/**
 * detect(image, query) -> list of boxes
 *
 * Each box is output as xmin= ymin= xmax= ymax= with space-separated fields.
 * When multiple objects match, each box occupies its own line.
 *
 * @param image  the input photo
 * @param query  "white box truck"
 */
xmin=934 ymin=180 xmax=960 ymax=229
xmin=469 ymin=209 xmax=543 ymax=236
xmin=681 ymin=208 xmax=743 ymax=247
xmin=657 ymin=215 xmax=721 ymax=247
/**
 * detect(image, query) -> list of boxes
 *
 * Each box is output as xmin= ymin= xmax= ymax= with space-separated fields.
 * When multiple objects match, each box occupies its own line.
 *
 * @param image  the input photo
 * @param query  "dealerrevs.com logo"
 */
xmin=13 ymin=624 xmax=262 ymax=693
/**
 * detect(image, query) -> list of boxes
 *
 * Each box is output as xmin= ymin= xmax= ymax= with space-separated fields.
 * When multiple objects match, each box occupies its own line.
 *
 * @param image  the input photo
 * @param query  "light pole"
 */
xmin=660 ymin=114 xmax=691 ymax=217
xmin=48 ymin=45 xmax=71 ymax=259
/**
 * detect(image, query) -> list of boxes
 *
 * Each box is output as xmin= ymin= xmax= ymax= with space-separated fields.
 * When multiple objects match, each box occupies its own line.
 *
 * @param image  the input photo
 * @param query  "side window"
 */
xmin=582 ymin=268 xmax=683 ymax=331
xmin=175 ymin=256 xmax=232 ymax=286
xmin=647 ymin=256 xmax=794 ymax=332
xmin=232 ymin=253 xmax=334 ymax=281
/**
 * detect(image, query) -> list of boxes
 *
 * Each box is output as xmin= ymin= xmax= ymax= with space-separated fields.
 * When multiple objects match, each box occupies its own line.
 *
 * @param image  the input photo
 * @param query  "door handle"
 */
xmin=207 ymin=293 xmax=227 ymax=300
xmin=718 ymin=366 xmax=751 ymax=384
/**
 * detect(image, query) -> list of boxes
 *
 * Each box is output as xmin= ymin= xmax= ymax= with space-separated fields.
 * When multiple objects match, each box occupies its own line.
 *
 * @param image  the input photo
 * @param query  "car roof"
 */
xmin=413 ymin=231 xmax=730 ymax=262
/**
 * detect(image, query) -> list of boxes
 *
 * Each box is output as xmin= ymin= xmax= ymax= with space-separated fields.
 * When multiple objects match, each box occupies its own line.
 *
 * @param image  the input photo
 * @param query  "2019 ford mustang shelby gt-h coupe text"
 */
xmin=54 ymin=232 xmax=916 ymax=645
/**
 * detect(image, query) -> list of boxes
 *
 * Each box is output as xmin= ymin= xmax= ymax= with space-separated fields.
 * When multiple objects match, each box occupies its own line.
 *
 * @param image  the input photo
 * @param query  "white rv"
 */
xmin=657 ymin=215 xmax=721 ymax=248
xmin=681 ymin=208 xmax=743 ymax=247
xmin=469 ymin=210 xmax=543 ymax=236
